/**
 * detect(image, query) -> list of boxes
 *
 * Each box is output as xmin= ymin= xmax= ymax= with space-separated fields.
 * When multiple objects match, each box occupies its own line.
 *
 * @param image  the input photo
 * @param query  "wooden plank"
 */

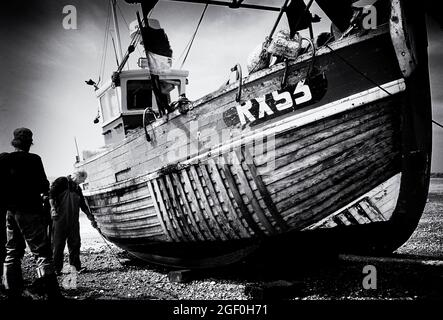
xmin=171 ymin=172 xmax=206 ymax=241
xmin=273 ymin=138 xmax=396 ymax=206
xmin=336 ymin=214 xmax=352 ymax=226
xmin=164 ymin=174 xmax=198 ymax=241
xmin=263 ymin=122 xmax=395 ymax=186
xmin=199 ymin=164 xmax=242 ymax=239
xmin=100 ymin=228 xmax=165 ymax=239
xmin=150 ymin=178 xmax=180 ymax=241
xmin=229 ymin=152 xmax=276 ymax=235
xmin=181 ymin=168 xmax=218 ymax=241
xmin=147 ymin=180 xmax=172 ymax=241
xmin=286 ymin=158 xmax=399 ymax=221
xmin=272 ymin=100 xmax=390 ymax=148
xmin=348 ymin=206 xmax=371 ymax=224
xmin=277 ymin=149 xmax=397 ymax=214
xmin=241 ymin=149 xmax=288 ymax=233
xmin=270 ymin=110 xmax=394 ymax=168
xmin=360 ymin=198 xmax=386 ymax=222
xmin=92 ymin=203 xmax=157 ymax=216
xmin=267 ymin=134 xmax=395 ymax=195
xmin=206 ymin=159 xmax=251 ymax=238
xmin=188 ymin=165 xmax=229 ymax=241
xmin=158 ymin=177 xmax=187 ymax=241
xmin=96 ymin=213 xmax=158 ymax=225
xmin=284 ymin=161 xmax=399 ymax=229
xmin=219 ymin=158 xmax=265 ymax=237
xmin=89 ymin=194 xmax=151 ymax=209
xmin=101 ymin=220 xmax=162 ymax=230
xmin=270 ymin=113 xmax=394 ymax=172
xmin=255 ymin=103 xmax=393 ymax=166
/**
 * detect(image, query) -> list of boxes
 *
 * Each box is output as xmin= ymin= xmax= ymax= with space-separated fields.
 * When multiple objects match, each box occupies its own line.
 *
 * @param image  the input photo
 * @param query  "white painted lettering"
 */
xmin=256 ymin=96 xmax=274 ymax=118
xmin=272 ymin=91 xmax=293 ymax=111
xmin=236 ymin=101 xmax=256 ymax=125
xmin=294 ymin=80 xmax=312 ymax=105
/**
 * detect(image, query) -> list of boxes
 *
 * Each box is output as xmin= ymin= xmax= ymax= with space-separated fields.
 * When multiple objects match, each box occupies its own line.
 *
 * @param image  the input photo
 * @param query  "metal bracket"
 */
xmin=231 ymin=63 xmax=243 ymax=103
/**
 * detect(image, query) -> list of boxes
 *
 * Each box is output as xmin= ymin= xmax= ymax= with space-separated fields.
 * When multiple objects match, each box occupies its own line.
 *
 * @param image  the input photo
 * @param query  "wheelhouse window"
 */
xmin=127 ymin=80 xmax=152 ymax=110
xmin=100 ymin=88 xmax=119 ymax=122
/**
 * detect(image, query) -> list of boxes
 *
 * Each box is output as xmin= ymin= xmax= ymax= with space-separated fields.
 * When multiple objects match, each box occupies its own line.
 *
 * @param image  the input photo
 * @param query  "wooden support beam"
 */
xmin=206 ymin=159 xmax=251 ymax=238
xmin=188 ymin=166 xmax=229 ymax=241
xmin=241 ymin=149 xmax=288 ymax=233
xmin=220 ymin=158 xmax=265 ymax=237
xmin=150 ymin=178 xmax=181 ymax=241
xmin=171 ymin=172 xmax=207 ymax=241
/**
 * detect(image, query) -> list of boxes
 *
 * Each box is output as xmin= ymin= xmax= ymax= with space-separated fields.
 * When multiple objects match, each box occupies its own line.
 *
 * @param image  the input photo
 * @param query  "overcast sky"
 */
xmin=0 ymin=0 xmax=442 ymax=178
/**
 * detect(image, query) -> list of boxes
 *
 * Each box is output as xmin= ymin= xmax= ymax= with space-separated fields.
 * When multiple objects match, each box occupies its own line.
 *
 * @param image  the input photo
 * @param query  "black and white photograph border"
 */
xmin=0 ymin=0 xmax=442 ymax=314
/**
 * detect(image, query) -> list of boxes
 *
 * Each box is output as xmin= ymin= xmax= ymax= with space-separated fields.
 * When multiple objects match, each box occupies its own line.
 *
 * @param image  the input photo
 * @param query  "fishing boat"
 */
xmin=76 ymin=0 xmax=432 ymax=268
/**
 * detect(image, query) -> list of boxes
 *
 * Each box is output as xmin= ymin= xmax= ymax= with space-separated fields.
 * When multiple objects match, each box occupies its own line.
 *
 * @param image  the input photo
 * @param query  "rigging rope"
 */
xmin=324 ymin=43 xmax=443 ymax=131
xmin=117 ymin=2 xmax=144 ymax=61
xmin=325 ymin=44 xmax=394 ymax=97
xmin=99 ymin=0 xmax=112 ymax=82
xmin=179 ymin=2 xmax=209 ymax=69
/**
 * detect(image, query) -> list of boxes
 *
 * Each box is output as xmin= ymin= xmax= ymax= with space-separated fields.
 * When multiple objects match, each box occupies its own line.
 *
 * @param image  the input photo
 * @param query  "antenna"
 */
xmin=74 ymin=137 xmax=81 ymax=163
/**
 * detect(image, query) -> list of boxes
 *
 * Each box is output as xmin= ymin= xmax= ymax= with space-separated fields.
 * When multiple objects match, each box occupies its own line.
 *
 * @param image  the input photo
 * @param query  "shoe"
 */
xmin=22 ymin=289 xmax=42 ymax=300
xmin=39 ymin=274 xmax=64 ymax=300
xmin=5 ymin=289 xmax=34 ymax=301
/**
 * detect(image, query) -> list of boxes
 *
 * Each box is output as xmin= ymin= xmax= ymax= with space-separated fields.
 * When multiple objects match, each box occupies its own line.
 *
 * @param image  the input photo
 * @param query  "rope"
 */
xmin=179 ymin=2 xmax=209 ymax=69
xmin=433 ymin=120 xmax=443 ymax=129
xmin=99 ymin=0 xmax=112 ymax=81
xmin=117 ymin=2 xmax=144 ymax=60
xmin=325 ymin=44 xmax=394 ymax=97
xmin=324 ymin=44 xmax=443 ymax=131
xmin=97 ymin=230 xmax=126 ymax=268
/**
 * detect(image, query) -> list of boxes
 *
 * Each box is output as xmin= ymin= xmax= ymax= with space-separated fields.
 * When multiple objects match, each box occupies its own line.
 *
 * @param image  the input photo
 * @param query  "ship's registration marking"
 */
xmin=235 ymin=81 xmax=312 ymax=125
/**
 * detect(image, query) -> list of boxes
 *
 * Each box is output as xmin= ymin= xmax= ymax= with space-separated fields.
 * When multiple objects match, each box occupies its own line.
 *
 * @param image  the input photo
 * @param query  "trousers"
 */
xmin=52 ymin=216 xmax=81 ymax=272
xmin=2 ymin=209 xmax=55 ymax=294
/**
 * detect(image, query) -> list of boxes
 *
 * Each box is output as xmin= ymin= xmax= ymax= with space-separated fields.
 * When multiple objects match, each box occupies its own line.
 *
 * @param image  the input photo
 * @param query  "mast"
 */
xmin=111 ymin=0 xmax=124 ymax=65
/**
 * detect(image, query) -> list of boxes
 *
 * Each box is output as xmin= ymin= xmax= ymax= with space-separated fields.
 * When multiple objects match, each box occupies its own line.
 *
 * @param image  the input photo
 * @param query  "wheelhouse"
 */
xmin=96 ymin=68 xmax=188 ymax=145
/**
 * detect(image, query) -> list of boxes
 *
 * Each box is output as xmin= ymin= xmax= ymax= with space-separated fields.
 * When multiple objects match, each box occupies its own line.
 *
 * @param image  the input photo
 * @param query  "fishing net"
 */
xmin=246 ymin=40 xmax=272 ymax=74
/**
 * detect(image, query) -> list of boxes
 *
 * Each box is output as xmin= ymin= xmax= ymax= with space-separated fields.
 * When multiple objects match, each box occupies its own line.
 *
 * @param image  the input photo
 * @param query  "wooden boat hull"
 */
xmin=78 ymin=1 xmax=431 ymax=268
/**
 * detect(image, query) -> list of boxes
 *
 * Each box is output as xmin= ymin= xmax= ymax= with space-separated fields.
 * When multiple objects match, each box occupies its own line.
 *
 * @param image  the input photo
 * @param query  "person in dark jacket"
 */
xmin=2 ymin=128 xmax=62 ymax=299
xmin=49 ymin=170 xmax=97 ymax=274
